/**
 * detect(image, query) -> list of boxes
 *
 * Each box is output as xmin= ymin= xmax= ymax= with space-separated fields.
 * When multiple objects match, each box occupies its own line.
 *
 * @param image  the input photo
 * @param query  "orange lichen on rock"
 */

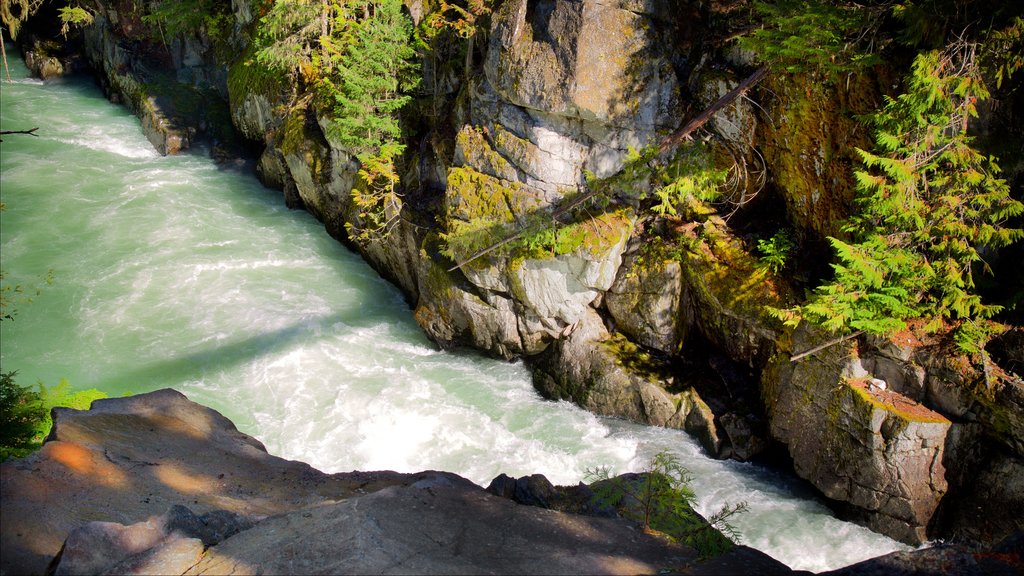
xmin=847 ymin=378 xmax=951 ymax=424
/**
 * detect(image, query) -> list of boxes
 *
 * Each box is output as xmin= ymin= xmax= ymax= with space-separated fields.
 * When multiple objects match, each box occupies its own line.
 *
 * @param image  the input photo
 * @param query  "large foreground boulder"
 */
xmin=0 ymin=388 xmax=791 ymax=576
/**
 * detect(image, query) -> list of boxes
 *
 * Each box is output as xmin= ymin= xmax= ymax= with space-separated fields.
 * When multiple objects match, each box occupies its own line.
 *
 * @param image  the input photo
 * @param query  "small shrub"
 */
xmin=0 ymin=374 xmax=106 ymax=461
xmin=586 ymin=451 xmax=748 ymax=559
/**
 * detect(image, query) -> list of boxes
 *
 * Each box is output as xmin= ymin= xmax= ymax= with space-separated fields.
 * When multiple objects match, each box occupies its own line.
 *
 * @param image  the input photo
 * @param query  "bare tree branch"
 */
xmin=657 ymin=66 xmax=769 ymax=155
xmin=448 ymin=65 xmax=771 ymax=272
xmin=0 ymin=127 xmax=40 ymax=141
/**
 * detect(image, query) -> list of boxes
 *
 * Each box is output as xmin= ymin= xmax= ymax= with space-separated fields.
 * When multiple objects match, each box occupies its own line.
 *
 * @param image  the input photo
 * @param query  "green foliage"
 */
xmin=422 ymin=0 xmax=493 ymax=40
xmin=320 ymin=0 xmax=419 ymax=155
xmin=0 ymin=269 xmax=53 ymax=322
xmin=142 ymin=0 xmax=233 ymax=43
xmin=587 ymin=451 xmax=747 ymax=559
xmin=794 ymin=235 xmax=929 ymax=335
xmin=737 ymin=0 xmax=881 ymax=78
xmin=57 ymin=5 xmax=93 ymax=37
xmin=252 ymin=0 xmax=418 ymax=242
xmin=618 ymin=144 xmax=725 ymax=218
xmin=253 ymin=0 xmax=334 ymax=79
xmin=756 ymin=230 xmax=795 ymax=274
xmin=347 ymin=142 xmax=405 ymax=243
xmin=254 ymin=0 xmax=419 ymax=153
xmin=0 ymin=372 xmax=45 ymax=460
xmin=0 ymin=374 xmax=106 ymax=461
xmin=785 ymin=42 xmax=1024 ymax=348
xmin=982 ymin=16 xmax=1024 ymax=90
xmin=953 ymin=318 xmax=1005 ymax=356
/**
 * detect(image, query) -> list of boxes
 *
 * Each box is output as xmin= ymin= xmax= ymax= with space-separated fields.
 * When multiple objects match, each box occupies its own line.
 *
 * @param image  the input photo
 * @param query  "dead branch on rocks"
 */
xmin=448 ymin=66 xmax=771 ymax=272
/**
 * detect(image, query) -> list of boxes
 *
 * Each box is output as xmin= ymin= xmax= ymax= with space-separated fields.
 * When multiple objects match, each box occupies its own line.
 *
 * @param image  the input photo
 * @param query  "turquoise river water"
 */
xmin=0 ymin=49 xmax=910 ymax=571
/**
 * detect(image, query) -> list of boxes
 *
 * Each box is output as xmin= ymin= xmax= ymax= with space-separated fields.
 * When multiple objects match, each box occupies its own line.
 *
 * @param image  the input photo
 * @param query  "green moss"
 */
xmin=421 ymin=250 xmax=456 ymax=303
xmin=441 ymin=166 xmax=524 ymax=264
xmin=457 ymin=125 xmax=515 ymax=178
xmin=682 ymin=218 xmax=793 ymax=322
xmin=553 ymin=209 xmax=634 ymax=257
xmin=845 ymin=378 xmax=951 ymax=424
xmin=279 ymin=106 xmax=310 ymax=156
xmin=446 ymin=166 xmax=519 ymax=223
xmin=227 ymin=45 xmax=285 ymax=113
xmin=600 ymin=332 xmax=669 ymax=384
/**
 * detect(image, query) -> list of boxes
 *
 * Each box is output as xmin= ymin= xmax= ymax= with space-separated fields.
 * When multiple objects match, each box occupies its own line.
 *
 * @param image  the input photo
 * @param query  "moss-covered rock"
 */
xmin=756 ymin=71 xmax=884 ymax=242
xmin=678 ymin=216 xmax=794 ymax=368
xmin=763 ymin=324 xmax=951 ymax=545
xmin=605 ymin=243 xmax=685 ymax=354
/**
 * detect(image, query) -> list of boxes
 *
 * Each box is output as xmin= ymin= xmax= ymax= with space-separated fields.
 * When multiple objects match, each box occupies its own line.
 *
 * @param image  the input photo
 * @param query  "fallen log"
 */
xmin=657 ymin=65 xmax=768 ymax=155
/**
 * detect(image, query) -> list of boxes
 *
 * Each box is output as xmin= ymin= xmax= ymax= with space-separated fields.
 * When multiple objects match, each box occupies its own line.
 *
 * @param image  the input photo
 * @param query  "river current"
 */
xmin=0 ymin=50 xmax=910 ymax=571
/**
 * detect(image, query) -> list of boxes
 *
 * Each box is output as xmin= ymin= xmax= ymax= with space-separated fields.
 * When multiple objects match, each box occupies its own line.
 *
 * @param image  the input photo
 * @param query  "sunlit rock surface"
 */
xmin=0 ymin=389 xmax=794 ymax=576
xmin=763 ymin=326 xmax=951 ymax=545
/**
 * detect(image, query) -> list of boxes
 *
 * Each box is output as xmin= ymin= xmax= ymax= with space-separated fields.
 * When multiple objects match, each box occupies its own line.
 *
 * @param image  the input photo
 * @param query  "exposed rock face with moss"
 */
xmin=763 ymin=326 xmax=951 ymax=545
xmin=754 ymin=72 xmax=880 ymax=241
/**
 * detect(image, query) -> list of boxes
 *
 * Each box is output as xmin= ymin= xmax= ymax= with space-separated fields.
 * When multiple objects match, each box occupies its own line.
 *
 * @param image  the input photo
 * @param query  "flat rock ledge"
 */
xmin=0 ymin=388 xmax=792 ymax=576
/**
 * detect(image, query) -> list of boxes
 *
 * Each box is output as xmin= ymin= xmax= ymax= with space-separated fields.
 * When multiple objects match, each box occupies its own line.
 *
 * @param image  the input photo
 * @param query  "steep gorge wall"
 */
xmin=18 ymin=0 xmax=1023 ymax=548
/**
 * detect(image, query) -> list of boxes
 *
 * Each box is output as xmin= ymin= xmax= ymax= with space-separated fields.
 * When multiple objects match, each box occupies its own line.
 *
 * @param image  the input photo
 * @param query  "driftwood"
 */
xmin=447 ymin=65 xmax=771 ymax=272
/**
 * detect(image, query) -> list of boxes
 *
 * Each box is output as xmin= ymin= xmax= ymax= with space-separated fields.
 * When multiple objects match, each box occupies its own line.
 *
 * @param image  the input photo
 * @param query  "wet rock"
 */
xmin=718 ymin=412 xmax=768 ymax=462
xmin=822 ymin=532 xmax=1024 ymax=576
xmin=531 ymin=309 xmax=723 ymax=453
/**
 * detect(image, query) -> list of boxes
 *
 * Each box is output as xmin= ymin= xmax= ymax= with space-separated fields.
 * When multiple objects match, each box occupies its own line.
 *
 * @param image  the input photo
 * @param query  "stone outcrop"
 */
xmin=821 ymin=532 xmax=1024 ymax=576
xmin=0 ymin=389 xmax=793 ymax=576
xmin=762 ymin=326 xmax=951 ymax=545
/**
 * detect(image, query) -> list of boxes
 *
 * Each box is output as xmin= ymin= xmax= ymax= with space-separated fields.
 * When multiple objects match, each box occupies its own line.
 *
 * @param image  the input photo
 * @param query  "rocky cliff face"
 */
xmin=18 ymin=0 xmax=1023 ymax=549
xmin=0 ymin=389 xmax=792 ymax=576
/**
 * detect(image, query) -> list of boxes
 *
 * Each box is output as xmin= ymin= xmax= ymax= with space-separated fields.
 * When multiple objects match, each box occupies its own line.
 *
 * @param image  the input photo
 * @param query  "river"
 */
xmin=0 ymin=48 xmax=910 ymax=571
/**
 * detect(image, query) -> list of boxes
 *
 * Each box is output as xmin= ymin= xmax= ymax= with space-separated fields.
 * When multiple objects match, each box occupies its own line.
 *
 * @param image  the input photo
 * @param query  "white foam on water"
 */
xmin=56 ymin=131 xmax=161 ymax=159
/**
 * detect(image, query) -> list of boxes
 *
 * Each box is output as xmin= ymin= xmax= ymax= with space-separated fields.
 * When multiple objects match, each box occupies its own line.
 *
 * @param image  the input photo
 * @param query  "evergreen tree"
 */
xmin=254 ymin=0 xmax=419 ymax=241
xmin=320 ymin=0 xmax=418 ymax=155
xmin=783 ymin=40 xmax=1024 ymax=344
